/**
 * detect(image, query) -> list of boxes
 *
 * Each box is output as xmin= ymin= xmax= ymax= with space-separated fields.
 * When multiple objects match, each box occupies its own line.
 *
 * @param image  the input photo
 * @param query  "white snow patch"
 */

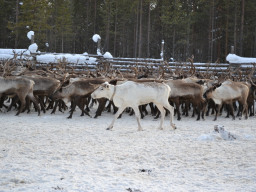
xmin=92 ymin=34 xmax=101 ymax=43
xmin=28 ymin=43 xmax=38 ymax=53
xmin=36 ymin=53 xmax=97 ymax=64
xmin=0 ymin=49 xmax=31 ymax=60
xmin=27 ymin=31 xmax=34 ymax=40
xmin=226 ymin=53 xmax=256 ymax=64
xmin=82 ymin=52 xmax=88 ymax=56
xmin=103 ymin=51 xmax=113 ymax=59
xmin=0 ymin=49 xmax=29 ymax=55
xmin=198 ymin=125 xmax=237 ymax=141
xmin=97 ymin=48 xmax=102 ymax=56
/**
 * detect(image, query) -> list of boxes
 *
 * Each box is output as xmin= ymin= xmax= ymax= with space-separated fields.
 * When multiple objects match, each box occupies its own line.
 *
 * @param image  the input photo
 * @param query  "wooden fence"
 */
xmin=1 ymin=51 xmax=256 ymax=78
xmin=37 ymin=55 xmax=255 ymax=79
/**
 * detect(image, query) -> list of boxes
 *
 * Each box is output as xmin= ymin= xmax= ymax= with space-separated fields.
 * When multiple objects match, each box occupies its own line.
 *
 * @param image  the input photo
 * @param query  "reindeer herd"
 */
xmin=0 ymin=60 xmax=256 ymax=130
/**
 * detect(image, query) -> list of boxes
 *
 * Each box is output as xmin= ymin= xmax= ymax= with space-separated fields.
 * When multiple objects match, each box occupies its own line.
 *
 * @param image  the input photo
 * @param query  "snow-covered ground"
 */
xmin=0 ymin=105 xmax=256 ymax=192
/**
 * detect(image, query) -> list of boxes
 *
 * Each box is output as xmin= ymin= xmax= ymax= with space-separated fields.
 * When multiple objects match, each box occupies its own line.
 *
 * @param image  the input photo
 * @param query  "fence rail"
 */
xmin=32 ymin=57 xmax=256 ymax=78
xmin=1 ymin=51 xmax=256 ymax=78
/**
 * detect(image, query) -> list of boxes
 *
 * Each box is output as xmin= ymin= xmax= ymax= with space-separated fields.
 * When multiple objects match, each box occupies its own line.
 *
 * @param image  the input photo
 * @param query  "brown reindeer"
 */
xmin=22 ymin=75 xmax=61 ymax=113
xmin=0 ymin=76 xmax=40 ymax=116
xmin=165 ymin=79 xmax=206 ymax=120
xmin=204 ymin=80 xmax=249 ymax=121
xmin=51 ymin=78 xmax=106 ymax=118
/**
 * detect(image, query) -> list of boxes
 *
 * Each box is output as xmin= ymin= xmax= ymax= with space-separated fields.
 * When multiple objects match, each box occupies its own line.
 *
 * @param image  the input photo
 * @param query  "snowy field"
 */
xmin=0 ymin=106 xmax=256 ymax=192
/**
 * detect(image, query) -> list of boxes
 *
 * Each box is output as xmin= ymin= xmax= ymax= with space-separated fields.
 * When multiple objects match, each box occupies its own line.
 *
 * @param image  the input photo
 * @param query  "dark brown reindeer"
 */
xmin=22 ymin=75 xmax=61 ymax=113
xmin=165 ymin=79 xmax=206 ymax=121
xmin=51 ymin=78 xmax=107 ymax=118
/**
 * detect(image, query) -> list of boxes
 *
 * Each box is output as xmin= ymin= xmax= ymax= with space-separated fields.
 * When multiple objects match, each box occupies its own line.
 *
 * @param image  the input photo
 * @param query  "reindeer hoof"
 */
xmin=171 ymin=124 xmax=177 ymax=129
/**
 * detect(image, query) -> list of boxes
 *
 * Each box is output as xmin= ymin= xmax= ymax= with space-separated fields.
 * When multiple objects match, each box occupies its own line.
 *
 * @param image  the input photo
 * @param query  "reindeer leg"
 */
xmin=16 ymin=95 xmax=25 ymax=116
xmin=51 ymin=100 xmax=59 ymax=114
xmin=155 ymin=104 xmax=165 ymax=130
xmin=94 ymin=98 xmax=107 ymax=118
xmin=163 ymin=101 xmax=176 ymax=130
xmin=28 ymin=94 xmax=41 ymax=116
xmin=132 ymin=106 xmax=143 ymax=131
xmin=107 ymin=105 xmax=126 ymax=130
xmin=213 ymin=104 xmax=220 ymax=121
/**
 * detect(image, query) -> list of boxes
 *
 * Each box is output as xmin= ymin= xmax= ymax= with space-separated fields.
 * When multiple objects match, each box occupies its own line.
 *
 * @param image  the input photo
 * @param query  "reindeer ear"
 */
xmin=102 ymin=83 xmax=109 ymax=88
xmin=196 ymin=80 xmax=204 ymax=85
xmin=216 ymin=83 xmax=222 ymax=87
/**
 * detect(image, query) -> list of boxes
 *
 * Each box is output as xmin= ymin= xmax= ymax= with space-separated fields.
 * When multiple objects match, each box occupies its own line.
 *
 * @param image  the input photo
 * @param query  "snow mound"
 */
xmin=27 ymin=31 xmax=34 ymax=40
xmin=36 ymin=53 xmax=97 ymax=65
xmin=92 ymin=34 xmax=101 ymax=43
xmin=97 ymin=48 xmax=102 ymax=56
xmin=198 ymin=125 xmax=237 ymax=141
xmin=0 ymin=49 xmax=31 ymax=60
xmin=28 ymin=43 xmax=38 ymax=53
xmin=83 ymin=52 xmax=88 ymax=56
xmin=103 ymin=52 xmax=113 ymax=59
xmin=226 ymin=53 xmax=256 ymax=64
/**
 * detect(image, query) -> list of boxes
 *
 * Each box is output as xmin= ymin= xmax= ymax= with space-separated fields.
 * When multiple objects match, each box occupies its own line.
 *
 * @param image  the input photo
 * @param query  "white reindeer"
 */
xmin=91 ymin=81 xmax=176 ymax=131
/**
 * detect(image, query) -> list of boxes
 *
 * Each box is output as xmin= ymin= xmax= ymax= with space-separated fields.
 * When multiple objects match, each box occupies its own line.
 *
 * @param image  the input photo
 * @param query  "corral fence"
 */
xmin=1 ymin=51 xmax=256 ymax=79
xmin=37 ymin=53 xmax=256 ymax=79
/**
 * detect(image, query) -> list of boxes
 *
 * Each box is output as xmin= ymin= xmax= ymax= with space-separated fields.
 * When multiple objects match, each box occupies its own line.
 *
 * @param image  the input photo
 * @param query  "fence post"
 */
xmin=160 ymin=40 xmax=164 ymax=61
xmin=31 ymin=34 xmax=34 ymax=44
xmin=30 ymin=34 xmax=36 ymax=69
xmin=231 ymin=46 xmax=234 ymax=54
xmin=97 ymin=38 xmax=102 ymax=55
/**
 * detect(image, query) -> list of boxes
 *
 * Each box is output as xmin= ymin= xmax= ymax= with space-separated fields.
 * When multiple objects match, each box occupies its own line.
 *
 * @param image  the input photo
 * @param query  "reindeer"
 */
xmin=91 ymin=81 xmax=176 ymax=131
xmin=0 ymin=76 xmax=40 ymax=116
xmin=203 ymin=80 xmax=249 ymax=121
xmin=51 ymin=78 xmax=106 ymax=118
xmin=165 ymin=79 xmax=206 ymax=121
xmin=22 ymin=75 xmax=61 ymax=113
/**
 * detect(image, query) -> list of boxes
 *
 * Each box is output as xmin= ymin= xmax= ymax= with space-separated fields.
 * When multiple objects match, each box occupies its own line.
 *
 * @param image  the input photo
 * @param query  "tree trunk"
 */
xmin=234 ymin=1 xmax=237 ymax=53
xmin=172 ymin=28 xmax=176 ymax=60
xmin=104 ymin=2 xmax=110 ymax=51
xmin=14 ymin=0 xmax=19 ymax=48
xmin=114 ymin=2 xmax=117 ymax=57
xmin=225 ymin=6 xmax=229 ymax=56
xmin=94 ymin=0 xmax=97 ymax=34
xmin=254 ymin=25 xmax=256 ymax=56
xmin=138 ymin=0 xmax=143 ymax=58
xmin=134 ymin=2 xmax=139 ymax=58
xmin=147 ymin=2 xmax=151 ymax=58
xmin=239 ymin=0 xmax=245 ymax=56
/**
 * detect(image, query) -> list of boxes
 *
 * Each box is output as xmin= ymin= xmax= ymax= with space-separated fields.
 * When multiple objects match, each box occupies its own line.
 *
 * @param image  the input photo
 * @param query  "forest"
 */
xmin=0 ymin=0 xmax=255 ymax=63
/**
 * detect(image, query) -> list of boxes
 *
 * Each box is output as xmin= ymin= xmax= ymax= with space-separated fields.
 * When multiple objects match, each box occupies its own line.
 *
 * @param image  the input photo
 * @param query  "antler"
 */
xmin=2 ymin=60 xmax=16 ymax=77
